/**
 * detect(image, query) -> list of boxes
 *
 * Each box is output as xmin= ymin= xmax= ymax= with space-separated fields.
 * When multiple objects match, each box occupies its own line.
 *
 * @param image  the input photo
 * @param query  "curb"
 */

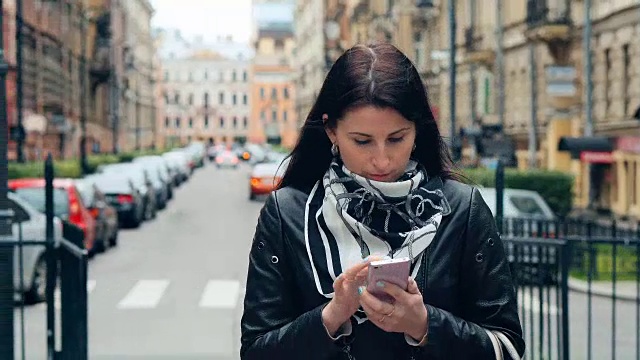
xmin=568 ymin=278 xmax=639 ymax=302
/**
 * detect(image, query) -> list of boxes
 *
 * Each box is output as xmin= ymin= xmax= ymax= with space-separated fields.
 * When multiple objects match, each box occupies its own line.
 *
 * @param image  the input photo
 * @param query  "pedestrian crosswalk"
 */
xmin=32 ymin=279 xmax=245 ymax=311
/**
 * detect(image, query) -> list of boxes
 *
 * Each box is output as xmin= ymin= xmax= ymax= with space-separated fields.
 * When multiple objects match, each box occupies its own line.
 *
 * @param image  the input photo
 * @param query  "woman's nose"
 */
xmin=371 ymin=147 xmax=391 ymax=170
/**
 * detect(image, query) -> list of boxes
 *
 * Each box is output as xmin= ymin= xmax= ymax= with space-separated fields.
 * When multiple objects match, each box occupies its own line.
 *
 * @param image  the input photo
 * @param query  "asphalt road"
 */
xmin=14 ymin=162 xmax=262 ymax=360
xmin=11 ymin=161 xmax=640 ymax=359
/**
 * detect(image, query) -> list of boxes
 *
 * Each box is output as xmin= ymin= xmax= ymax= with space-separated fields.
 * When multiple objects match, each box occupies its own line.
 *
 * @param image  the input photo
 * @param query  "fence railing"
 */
xmin=501 ymin=217 xmax=640 ymax=360
xmin=0 ymin=154 xmax=88 ymax=360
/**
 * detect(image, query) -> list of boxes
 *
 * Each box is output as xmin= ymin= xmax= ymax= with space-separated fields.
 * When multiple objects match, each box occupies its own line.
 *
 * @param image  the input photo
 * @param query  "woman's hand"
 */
xmin=322 ymin=256 xmax=382 ymax=336
xmin=359 ymin=277 xmax=428 ymax=341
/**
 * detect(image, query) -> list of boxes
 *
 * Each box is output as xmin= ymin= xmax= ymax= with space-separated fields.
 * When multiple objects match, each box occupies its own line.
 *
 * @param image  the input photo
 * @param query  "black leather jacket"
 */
xmin=240 ymin=179 xmax=525 ymax=359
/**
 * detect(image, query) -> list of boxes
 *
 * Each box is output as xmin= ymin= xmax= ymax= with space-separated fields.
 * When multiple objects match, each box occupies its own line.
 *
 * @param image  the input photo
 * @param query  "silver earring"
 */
xmin=412 ymin=144 xmax=416 ymax=152
xmin=331 ymin=143 xmax=339 ymax=156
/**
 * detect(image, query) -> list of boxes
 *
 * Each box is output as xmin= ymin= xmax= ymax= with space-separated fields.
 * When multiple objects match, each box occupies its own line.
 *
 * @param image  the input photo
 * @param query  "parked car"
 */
xmin=249 ymin=157 xmax=289 ymax=200
xmin=215 ymin=150 xmax=240 ymax=169
xmin=134 ymin=156 xmax=173 ymax=204
xmin=86 ymin=173 xmax=146 ymax=228
xmin=0 ymin=192 xmax=63 ymax=303
xmin=8 ymin=178 xmax=98 ymax=256
xmin=162 ymin=151 xmax=191 ymax=185
xmin=477 ymin=187 xmax=558 ymax=284
xmin=98 ymin=163 xmax=157 ymax=221
xmin=75 ymin=178 xmax=119 ymax=251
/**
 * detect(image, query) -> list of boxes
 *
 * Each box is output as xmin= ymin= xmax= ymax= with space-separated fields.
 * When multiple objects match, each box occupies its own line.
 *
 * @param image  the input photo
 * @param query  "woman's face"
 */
xmin=326 ymin=106 xmax=416 ymax=182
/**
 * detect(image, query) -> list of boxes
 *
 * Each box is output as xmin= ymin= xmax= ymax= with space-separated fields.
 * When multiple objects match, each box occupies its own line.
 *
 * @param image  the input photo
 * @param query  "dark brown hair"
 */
xmin=278 ymin=43 xmax=457 ymax=190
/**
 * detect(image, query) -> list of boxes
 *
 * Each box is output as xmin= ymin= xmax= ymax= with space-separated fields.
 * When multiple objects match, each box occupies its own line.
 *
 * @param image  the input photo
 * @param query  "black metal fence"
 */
xmin=0 ymin=155 xmax=88 ymax=360
xmin=493 ymin=161 xmax=640 ymax=360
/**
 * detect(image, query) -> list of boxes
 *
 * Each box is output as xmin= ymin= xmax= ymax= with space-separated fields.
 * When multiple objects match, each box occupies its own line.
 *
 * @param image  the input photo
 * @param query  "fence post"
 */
xmin=44 ymin=154 xmax=57 ymax=359
xmin=495 ymin=159 xmax=504 ymax=232
xmin=561 ymin=240 xmax=572 ymax=360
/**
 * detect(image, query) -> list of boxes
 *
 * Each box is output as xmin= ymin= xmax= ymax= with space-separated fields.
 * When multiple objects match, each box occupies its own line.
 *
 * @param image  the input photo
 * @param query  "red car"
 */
xmin=8 ymin=178 xmax=98 ymax=254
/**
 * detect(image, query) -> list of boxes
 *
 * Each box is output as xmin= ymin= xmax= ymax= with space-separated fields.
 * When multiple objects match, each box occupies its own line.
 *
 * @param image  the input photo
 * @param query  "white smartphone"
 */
xmin=366 ymin=257 xmax=411 ymax=303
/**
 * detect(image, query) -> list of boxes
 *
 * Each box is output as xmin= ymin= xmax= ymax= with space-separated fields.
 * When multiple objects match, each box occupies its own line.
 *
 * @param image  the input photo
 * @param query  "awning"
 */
xmin=558 ymin=136 xmax=613 ymax=159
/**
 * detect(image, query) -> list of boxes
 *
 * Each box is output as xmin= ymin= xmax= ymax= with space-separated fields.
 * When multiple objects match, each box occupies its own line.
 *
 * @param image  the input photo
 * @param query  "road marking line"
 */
xmin=518 ymin=291 xmax=559 ymax=316
xmin=87 ymin=280 xmax=96 ymax=294
xmin=199 ymin=280 xmax=241 ymax=309
xmin=117 ymin=280 xmax=169 ymax=309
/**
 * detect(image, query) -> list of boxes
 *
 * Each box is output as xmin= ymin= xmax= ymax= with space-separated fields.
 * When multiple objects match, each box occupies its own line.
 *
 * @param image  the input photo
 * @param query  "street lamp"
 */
xmin=15 ymin=0 xmax=24 ymax=162
xmin=80 ymin=9 xmax=89 ymax=175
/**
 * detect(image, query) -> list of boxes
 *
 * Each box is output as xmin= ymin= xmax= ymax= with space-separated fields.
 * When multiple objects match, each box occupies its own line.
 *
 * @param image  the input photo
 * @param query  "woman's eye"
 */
xmin=354 ymin=139 xmax=370 ymax=145
xmin=388 ymin=137 xmax=404 ymax=143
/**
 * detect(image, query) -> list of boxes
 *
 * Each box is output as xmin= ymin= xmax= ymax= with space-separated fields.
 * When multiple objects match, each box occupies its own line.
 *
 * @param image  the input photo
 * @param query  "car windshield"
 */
xmin=509 ymin=196 xmax=546 ymax=216
xmin=13 ymin=187 xmax=69 ymax=217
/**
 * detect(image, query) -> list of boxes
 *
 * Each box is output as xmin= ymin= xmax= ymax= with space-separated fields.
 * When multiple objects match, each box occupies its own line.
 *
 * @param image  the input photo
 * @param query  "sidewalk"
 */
xmin=568 ymin=277 xmax=639 ymax=301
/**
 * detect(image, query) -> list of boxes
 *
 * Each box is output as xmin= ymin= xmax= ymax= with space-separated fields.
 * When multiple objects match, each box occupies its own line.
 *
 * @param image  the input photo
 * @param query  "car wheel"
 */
xmin=25 ymin=256 xmax=47 ymax=304
xmin=109 ymin=230 xmax=118 ymax=247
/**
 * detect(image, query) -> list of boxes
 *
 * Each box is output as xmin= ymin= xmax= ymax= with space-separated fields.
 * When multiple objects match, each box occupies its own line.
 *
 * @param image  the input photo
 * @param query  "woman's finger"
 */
xmin=407 ymin=277 xmax=420 ymax=295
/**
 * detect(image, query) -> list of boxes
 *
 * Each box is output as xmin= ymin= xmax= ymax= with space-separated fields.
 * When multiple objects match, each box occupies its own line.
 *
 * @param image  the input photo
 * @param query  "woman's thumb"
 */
xmin=407 ymin=277 xmax=420 ymax=294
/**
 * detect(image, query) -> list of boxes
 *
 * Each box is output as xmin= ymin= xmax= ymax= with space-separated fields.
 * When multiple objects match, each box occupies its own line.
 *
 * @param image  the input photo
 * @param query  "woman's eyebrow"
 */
xmin=347 ymin=127 xmax=411 ymax=137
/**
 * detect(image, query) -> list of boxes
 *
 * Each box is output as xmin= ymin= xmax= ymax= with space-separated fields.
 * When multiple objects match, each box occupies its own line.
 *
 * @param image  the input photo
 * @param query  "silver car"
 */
xmin=0 ymin=192 xmax=63 ymax=303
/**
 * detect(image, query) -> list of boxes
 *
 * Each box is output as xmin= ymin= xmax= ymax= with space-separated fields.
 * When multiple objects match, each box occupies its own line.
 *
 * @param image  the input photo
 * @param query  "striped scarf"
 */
xmin=304 ymin=160 xmax=451 ymax=323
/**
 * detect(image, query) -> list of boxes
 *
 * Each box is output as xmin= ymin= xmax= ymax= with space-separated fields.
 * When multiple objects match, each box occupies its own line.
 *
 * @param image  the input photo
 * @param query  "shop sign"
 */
xmin=580 ymin=151 xmax=614 ymax=164
xmin=616 ymin=136 xmax=640 ymax=154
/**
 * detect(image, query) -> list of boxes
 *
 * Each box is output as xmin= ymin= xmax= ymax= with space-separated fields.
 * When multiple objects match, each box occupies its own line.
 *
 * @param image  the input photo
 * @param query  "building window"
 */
xmin=283 ymin=87 xmax=289 ymax=99
xmin=189 ymin=118 xmax=193 ymax=128
xmin=164 ymin=71 xmax=169 ymax=81
xmin=219 ymin=71 xmax=224 ymax=82
xmin=164 ymin=92 xmax=169 ymax=104
xmin=220 ymin=116 xmax=225 ymax=128
xmin=175 ymin=117 xmax=181 ymax=128
xmin=271 ymin=88 xmax=277 ymax=100
xmin=243 ymin=94 xmax=248 ymax=105
xmin=219 ymin=92 xmax=224 ymax=104
xmin=165 ymin=116 xmax=170 ymax=127
xmin=272 ymin=110 xmax=277 ymax=121
xmin=243 ymin=71 xmax=248 ymax=82
xmin=174 ymin=93 xmax=180 ymax=104
xmin=232 ymin=94 xmax=237 ymax=105
xmin=204 ymin=70 xmax=208 ymax=80
xmin=260 ymin=111 xmax=266 ymax=121
xmin=233 ymin=116 xmax=238 ymax=129
xmin=188 ymin=72 xmax=193 ymax=82
xmin=204 ymin=116 xmax=209 ymax=128
xmin=260 ymin=87 xmax=265 ymax=99
xmin=204 ymin=92 xmax=209 ymax=107
xmin=283 ymin=111 xmax=288 ymax=122
xmin=232 ymin=71 xmax=237 ymax=82
xmin=243 ymin=116 xmax=248 ymax=129
xmin=188 ymin=93 xmax=194 ymax=105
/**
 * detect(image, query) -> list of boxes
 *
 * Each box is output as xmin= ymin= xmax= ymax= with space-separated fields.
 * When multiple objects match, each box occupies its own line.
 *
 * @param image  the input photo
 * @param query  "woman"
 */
xmin=240 ymin=43 xmax=524 ymax=360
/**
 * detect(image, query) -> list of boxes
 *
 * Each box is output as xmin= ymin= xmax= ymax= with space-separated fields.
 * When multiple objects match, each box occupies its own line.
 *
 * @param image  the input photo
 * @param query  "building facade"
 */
xmin=250 ymin=24 xmax=297 ymax=148
xmin=121 ymin=0 xmax=156 ymax=151
xmin=161 ymin=49 xmax=252 ymax=146
xmin=455 ymin=0 xmax=640 ymax=218
xmin=4 ymin=0 xmax=115 ymax=160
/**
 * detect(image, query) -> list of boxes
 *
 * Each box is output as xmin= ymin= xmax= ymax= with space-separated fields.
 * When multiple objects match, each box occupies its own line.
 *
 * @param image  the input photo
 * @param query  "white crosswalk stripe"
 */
xmin=29 ymin=279 xmax=247 ymax=311
xmin=117 ymin=280 xmax=170 ymax=309
xmin=518 ymin=290 xmax=559 ymax=316
xmin=199 ymin=280 xmax=241 ymax=309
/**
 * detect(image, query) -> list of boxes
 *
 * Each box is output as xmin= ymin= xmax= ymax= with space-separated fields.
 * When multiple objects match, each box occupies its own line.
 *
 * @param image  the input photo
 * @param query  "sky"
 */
xmin=150 ymin=0 xmax=294 ymax=44
xmin=150 ymin=0 xmax=254 ymax=43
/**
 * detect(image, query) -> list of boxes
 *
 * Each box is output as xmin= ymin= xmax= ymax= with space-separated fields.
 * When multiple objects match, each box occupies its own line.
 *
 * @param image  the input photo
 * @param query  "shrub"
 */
xmin=462 ymin=167 xmax=574 ymax=217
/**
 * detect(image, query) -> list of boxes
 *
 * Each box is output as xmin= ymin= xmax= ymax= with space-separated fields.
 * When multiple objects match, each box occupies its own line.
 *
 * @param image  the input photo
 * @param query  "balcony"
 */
xmin=89 ymin=13 xmax=112 ymax=91
xmin=463 ymin=27 xmax=495 ymax=67
xmin=413 ymin=0 xmax=439 ymax=22
xmin=525 ymin=0 xmax=571 ymax=43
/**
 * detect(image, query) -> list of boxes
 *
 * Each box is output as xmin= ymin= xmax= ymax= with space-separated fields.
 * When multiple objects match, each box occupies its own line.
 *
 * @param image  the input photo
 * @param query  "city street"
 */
xmin=11 ymin=161 xmax=639 ymax=359
xmin=14 ymin=162 xmax=262 ymax=360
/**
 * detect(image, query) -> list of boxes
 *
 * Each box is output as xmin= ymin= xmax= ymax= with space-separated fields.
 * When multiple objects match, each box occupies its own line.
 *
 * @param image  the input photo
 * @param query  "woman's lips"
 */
xmin=368 ymin=173 xmax=391 ymax=181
